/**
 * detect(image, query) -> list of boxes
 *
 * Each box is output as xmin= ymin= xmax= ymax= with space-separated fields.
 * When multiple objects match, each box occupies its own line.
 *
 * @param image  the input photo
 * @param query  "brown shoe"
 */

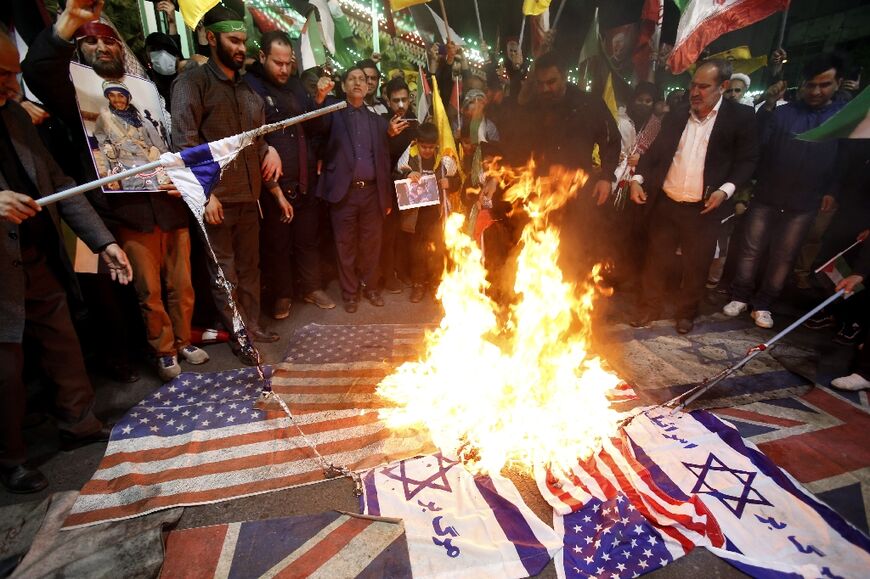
xmin=304 ymin=290 xmax=336 ymax=309
xmin=272 ymin=298 xmax=291 ymax=320
xmin=410 ymin=284 xmax=425 ymax=303
xmin=363 ymin=289 xmax=385 ymax=307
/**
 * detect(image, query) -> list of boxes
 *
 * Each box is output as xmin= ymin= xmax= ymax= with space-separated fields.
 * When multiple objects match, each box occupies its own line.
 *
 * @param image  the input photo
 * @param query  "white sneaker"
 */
xmin=723 ymin=300 xmax=747 ymax=317
xmin=157 ymin=355 xmax=181 ymax=382
xmin=179 ymin=344 xmax=209 ymax=365
xmin=751 ymin=310 xmax=774 ymax=329
xmin=830 ymin=373 xmax=870 ymax=391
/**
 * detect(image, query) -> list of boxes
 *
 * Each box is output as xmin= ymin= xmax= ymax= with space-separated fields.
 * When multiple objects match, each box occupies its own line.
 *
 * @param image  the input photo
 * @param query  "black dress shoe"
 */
xmin=344 ymin=298 xmax=359 ymax=313
xmin=59 ymin=425 xmax=112 ymax=451
xmin=676 ymin=318 xmax=694 ymax=334
xmin=0 ymin=464 xmax=49 ymax=494
xmin=363 ymin=289 xmax=385 ymax=307
xmin=630 ymin=312 xmax=657 ymax=328
xmin=251 ymin=329 xmax=280 ymax=343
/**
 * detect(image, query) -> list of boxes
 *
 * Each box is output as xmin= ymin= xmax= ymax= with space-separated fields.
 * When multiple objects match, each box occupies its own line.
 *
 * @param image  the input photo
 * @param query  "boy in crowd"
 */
xmin=396 ymin=123 xmax=459 ymax=302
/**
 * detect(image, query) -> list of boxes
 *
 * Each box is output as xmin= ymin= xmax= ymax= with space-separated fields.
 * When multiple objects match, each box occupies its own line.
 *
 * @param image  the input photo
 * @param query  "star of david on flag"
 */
xmin=360 ymin=453 xmax=561 ymax=578
xmin=538 ymin=409 xmax=870 ymax=579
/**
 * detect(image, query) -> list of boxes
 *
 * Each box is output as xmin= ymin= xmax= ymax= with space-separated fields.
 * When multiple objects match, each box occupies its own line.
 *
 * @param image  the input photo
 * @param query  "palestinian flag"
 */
xmin=668 ymin=0 xmax=789 ymax=74
xmin=818 ymin=257 xmax=865 ymax=294
xmin=300 ymin=10 xmax=326 ymax=71
xmin=798 ymin=86 xmax=870 ymax=141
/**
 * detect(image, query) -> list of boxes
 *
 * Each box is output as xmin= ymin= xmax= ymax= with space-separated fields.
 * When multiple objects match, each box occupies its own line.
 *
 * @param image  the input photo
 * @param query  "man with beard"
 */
xmin=629 ymin=59 xmax=758 ymax=335
xmin=172 ymin=5 xmax=283 ymax=362
xmin=515 ymin=51 xmax=620 ymax=282
xmin=315 ymin=66 xmax=394 ymax=313
xmin=93 ymin=80 xmax=170 ymax=190
xmin=243 ymin=30 xmax=335 ymax=318
xmin=22 ymin=0 xmax=207 ymax=382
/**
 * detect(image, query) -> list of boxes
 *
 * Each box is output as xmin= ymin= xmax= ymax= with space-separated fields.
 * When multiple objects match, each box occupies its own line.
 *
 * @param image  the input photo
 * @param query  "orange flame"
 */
xmin=377 ymin=161 xmax=623 ymax=473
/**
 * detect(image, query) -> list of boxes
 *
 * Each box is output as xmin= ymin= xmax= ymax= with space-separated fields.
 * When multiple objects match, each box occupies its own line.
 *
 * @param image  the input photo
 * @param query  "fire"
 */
xmin=377 ymin=160 xmax=623 ymax=473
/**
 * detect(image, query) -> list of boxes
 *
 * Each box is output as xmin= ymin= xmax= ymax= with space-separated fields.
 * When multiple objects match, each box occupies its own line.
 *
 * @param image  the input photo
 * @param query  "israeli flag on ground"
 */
xmin=160 ymin=133 xmax=253 ymax=220
xmin=360 ymin=453 xmax=560 ymax=578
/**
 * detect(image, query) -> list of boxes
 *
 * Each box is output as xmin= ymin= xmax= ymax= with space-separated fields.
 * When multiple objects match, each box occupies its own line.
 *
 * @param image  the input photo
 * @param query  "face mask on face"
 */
xmin=149 ymin=50 xmax=177 ymax=76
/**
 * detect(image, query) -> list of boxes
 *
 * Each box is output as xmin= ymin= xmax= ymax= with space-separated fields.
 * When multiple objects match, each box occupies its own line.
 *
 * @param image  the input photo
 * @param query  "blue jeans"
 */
xmin=730 ymin=203 xmax=816 ymax=310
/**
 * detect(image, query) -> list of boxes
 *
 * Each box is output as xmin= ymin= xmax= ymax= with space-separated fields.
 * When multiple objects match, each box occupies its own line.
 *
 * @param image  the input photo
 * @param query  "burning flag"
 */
xmin=377 ymin=160 xmax=624 ymax=475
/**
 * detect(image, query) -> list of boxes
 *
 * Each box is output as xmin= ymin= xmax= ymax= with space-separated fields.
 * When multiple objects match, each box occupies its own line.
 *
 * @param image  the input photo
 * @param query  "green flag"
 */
xmin=672 ymin=0 xmax=690 ymax=11
xmin=798 ymin=86 xmax=870 ymax=141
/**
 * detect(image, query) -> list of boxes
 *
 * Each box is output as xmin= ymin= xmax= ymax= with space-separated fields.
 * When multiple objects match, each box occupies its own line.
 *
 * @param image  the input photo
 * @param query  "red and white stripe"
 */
xmin=64 ymin=327 xmax=432 ymax=529
xmin=668 ymin=0 xmax=790 ymax=74
xmin=538 ymin=429 xmax=723 ymax=559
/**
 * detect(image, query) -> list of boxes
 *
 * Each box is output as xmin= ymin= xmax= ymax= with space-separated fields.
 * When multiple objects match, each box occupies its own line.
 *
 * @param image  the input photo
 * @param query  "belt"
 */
xmin=351 ymin=180 xmax=376 ymax=189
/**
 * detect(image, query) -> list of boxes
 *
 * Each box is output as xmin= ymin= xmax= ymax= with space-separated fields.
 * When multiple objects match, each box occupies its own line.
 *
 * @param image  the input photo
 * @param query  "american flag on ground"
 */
xmin=160 ymin=511 xmax=411 ymax=578
xmin=541 ymin=409 xmax=870 ymax=578
xmin=63 ymin=324 xmax=433 ymax=529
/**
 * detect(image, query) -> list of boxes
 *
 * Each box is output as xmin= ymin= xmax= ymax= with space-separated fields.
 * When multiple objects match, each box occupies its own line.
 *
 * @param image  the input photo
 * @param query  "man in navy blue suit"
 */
xmin=316 ymin=66 xmax=395 ymax=313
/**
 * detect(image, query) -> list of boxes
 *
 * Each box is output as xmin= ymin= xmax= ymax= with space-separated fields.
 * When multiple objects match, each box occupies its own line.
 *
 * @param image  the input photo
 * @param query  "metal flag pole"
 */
xmin=438 ymin=0 xmax=452 ymax=43
xmin=370 ymin=0 xmax=380 ymax=55
xmin=518 ymin=15 xmax=527 ymax=51
xmin=472 ymin=0 xmax=486 ymax=49
xmin=37 ymin=101 xmax=347 ymax=208
xmin=664 ymin=289 xmax=846 ymax=413
xmin=814 ymin=238 xmax=864 ymax=274
xmin=552 ymin=0 xmax=568 ymax=30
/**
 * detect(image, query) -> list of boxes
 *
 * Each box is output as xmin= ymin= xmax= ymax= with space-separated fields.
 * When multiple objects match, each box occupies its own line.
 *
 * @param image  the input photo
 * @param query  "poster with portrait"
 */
xmin=69 ymin=62 xmax=171 ymax=193
xmin=395 ymin=174 xmax=441 ymax=211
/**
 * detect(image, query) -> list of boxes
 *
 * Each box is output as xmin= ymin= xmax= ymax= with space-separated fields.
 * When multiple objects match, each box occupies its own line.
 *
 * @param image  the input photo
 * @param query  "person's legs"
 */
xmin=752 ymin=209 xmax=816 ymax=311
xmin=162 ymin=228 xmax=195 ymax=349
xmin=204 ymin=205 xmax=243 ymax=340
xmin=23 ymin=255 xmax=102 ymax=436
xmin=639 ymin=199 xmax=679 ymax=316
xmin=232 ymin=203 xmax=263 ymax=330
xmin=117 ymin=227 xmax=175 ymax=356
xmin=675 ymin=207 xmax=720 ymax=320
xmin=290 ymin=195 xmax=324 ymax=296
xmin=330 ymin=193 xmax=362 ymax=302
xmin=0 ymin=342 xmax=27 ymax=467
xmin=379 ymin=205 xmax=400 ymax=289
xmin=729 ymin=204 xmax=775 ymax=304
xmin=356 ymin=188 xmax=385 ymax=290
xmin=258 ymin=192 xmax=293 ymax=305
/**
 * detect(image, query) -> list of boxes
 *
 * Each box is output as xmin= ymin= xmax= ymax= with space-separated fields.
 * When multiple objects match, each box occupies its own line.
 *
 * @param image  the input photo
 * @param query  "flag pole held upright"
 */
xmin=667 ymin=289 xmax=846 ymax=413
xmin=37 ymin=101 xmax=348 ymax=208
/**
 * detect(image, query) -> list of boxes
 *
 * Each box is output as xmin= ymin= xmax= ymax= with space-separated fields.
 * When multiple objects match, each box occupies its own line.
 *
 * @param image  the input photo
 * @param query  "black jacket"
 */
xmin=243 ymin=62 xmax=319 ymax=198
xmin=516 ymin=84 xmax=621 ymax=178
xmin=636 ymin=99 xmax=759 ymax=208
xmin=22 ymin=26 xmax=189 ymax=233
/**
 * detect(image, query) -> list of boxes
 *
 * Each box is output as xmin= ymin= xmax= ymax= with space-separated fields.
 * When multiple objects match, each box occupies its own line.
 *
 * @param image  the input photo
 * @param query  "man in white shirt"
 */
xmin=628 ymin=59 xmax=759 ymax=334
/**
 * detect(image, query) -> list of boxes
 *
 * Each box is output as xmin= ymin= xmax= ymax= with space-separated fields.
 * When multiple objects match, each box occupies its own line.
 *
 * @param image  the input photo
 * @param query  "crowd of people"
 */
xmin=0 ymin=0 xmax=868 ymax=493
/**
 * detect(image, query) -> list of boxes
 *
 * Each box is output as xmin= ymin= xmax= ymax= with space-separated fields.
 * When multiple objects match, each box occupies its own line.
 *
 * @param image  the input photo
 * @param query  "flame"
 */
xmin=377 ymin=160 xmax=623 ymax=473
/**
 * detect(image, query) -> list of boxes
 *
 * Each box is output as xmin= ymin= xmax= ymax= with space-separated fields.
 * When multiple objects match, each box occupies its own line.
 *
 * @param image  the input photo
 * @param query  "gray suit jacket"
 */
xmin=1 ymin=101 xmax=116 ymax=343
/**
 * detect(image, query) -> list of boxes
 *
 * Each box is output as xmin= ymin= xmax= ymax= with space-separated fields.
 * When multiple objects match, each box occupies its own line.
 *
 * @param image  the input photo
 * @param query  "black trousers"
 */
xmin=409 ymin=206 xmax=443 ymax=284
xmin=260 ymin=191 xmax=323 ymax=300
xmin=639 ymin=196 xmax=722 ymax=319
xmin=329 ymin=187 xmax=383 ymax=301
xmin=1 ymin=250 xmax=101 ymax=467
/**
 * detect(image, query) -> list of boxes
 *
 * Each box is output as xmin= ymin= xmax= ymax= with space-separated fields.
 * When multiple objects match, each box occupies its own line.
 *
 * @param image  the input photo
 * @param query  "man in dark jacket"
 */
xmin=22 ymin=0 xmax=207 ymax=381
xmin=630 ymin=59 xmax=759 ymax=334
xmin=1 ymin=29 xmax=132 ymax=492
xmin=724 ymin=54 xmax=847 ymax=329
xmin=315 ymin=66 xmax=394 ymax=313
xmin=244 ymin=30 xmax=335 ymax=318
xmin=172 ymin=5 xmax=283 ymax=361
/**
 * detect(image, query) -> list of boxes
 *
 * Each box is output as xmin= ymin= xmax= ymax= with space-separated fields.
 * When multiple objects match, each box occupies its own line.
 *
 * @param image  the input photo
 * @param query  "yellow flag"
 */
xmin=702 ymin=46 xmax=768 ymax=76
xmin=430 ymin=77 xmax=459 ymax=171
xmin=603 ymin=73 xmax=618 ymax=120
xmin=391 ymin=0 xmax=431 ymax=11
xmin=522 ymin=0 xmax=552 ymax=16
xmin=178 ymin=0 xmax=220 ymax=30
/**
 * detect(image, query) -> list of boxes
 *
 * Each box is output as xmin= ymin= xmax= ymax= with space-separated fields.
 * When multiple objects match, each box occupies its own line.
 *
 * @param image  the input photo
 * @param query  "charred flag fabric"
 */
xmin=360 ymin=453 xmax=561 ymax=578
xmin=539 ymin=409 xmax=870 ymax=578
